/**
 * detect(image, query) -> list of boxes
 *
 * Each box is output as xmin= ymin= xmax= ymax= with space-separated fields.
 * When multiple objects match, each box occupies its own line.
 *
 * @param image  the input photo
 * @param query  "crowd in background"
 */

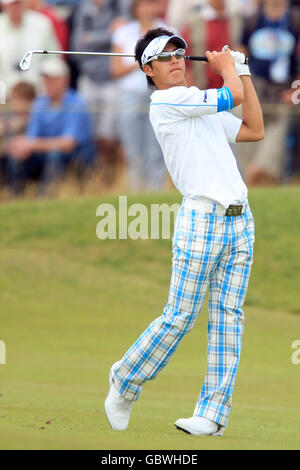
xmin=0 ymin=0 xmax=300 ymax=198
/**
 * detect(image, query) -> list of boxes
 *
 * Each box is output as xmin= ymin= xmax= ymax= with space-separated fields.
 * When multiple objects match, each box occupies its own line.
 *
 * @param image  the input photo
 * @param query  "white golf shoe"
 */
xmin=104 ymin=361 xmax=133 ymax=431
xmin=175 ymin=416 xmax=222 ymax=436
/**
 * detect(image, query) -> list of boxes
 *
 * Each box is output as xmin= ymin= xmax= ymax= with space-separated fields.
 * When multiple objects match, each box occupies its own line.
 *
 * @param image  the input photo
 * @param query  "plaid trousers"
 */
xmin=112 ymin=196 xmax=255 ymax=428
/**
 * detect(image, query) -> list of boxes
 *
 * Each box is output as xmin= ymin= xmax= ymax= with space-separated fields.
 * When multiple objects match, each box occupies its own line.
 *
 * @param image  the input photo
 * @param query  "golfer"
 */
xmin=105 ymin=27 xmax=264 ymax=436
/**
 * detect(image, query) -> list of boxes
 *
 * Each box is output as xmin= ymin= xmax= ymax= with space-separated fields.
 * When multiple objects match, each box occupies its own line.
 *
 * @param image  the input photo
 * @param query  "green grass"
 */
xmin=0 ymin=187 xmax=300 ymax=450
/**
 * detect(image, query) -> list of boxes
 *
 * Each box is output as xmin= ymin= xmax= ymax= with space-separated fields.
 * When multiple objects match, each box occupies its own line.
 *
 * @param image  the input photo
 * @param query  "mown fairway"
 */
xmin=0 ymin=187 xmax=300 ymax=450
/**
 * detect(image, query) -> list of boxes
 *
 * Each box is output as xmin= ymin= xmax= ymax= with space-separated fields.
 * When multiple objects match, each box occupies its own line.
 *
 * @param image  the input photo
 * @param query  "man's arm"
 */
xmin=29 ymin=137 xmax=77 ymax=153
xmin=150 ymin=51 xmax=243 ymax=121
xmin=205 ymin=50 xmax=244 ymax=107
xmin=9 ymin=135 xmax=76 ymax=160
xmin=110 ymin=45 xmax=139 ymax=78
xmin=236 ymin=76 xmax=265 ymax=142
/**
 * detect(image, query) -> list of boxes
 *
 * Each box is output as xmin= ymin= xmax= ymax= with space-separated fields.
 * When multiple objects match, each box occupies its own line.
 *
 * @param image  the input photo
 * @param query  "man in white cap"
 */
xmin=7 ymin=58 xmax=94 ymax=195
xmin=0 ymin=0 xmax=59 ymax=92
xmin=105 ymin=27 xmax=264 ymax=436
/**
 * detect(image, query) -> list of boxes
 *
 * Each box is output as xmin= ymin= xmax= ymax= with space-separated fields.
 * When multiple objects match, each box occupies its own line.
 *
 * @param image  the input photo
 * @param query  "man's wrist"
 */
xmin=221 ymin=66 xmax=238 ymax=79
xmin=239 ymin=75 xmax=252 ymax=81
xmin=235 ymin=63 xmax=251 ymax=77
xmin=221 ymin=46 xmax=251 ymax=77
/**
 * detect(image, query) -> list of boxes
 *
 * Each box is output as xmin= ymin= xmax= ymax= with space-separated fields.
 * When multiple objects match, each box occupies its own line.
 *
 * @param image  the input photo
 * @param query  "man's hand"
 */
xmin=222 ymin=45 xmax=251 ymax=77
xmin=205 ymin=49 xmax=236 ymax=77
xmin=8 ymin=135 xmax=33 ymax=161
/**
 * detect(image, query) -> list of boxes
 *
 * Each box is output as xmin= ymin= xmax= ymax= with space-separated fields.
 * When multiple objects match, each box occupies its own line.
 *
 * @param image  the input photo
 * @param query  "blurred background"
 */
xmin=1 ymin=0 xmax=300 ymax=200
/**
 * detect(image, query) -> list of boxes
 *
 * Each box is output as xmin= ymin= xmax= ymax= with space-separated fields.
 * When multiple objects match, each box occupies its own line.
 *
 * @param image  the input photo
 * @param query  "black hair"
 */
xmin=135 ymin=27 xmax=178 ymax=89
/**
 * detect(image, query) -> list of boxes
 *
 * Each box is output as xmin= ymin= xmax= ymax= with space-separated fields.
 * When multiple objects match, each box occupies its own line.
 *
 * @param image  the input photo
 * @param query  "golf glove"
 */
xmin=222 ymin=45 xmax=251 ymax=77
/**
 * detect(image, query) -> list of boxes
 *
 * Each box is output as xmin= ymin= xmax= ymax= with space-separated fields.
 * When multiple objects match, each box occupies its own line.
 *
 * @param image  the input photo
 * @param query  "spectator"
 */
xmin=227 ymin=0 xmax=259 ymax=16
xmin=166 ymin=0 xmax=259 ymax=32
xmin=239 ymin=0 xmax=300 ymax=185
xmin=0 ymin=0 xmax=60 ymax=93
xmin=166 ymin=0 xmax=204 ymax=30
xmin=69 ymin=0 xmax=129 ymax=185
xmin=25 ymin=0 xmax=70 ymax=50
xmin=281 ymin=3 xmax=300 ymax=183
xmin=181 ymin=0 xmax=244 ymax=89
xmin=111 ymin=0 xmax=168 ymax=191
xmin=0 ymin=82 xmax=36 ymax=187
xmin=156 ymin=0 xmax=169 ymax=20
xmin=45 ymin=0 xmax=81 ymax=4
xmin=7 ymin=58 xmax=95 ymax=196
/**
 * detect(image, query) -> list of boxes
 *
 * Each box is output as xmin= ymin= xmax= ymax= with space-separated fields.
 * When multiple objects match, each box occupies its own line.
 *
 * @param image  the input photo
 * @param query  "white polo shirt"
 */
xmin=149 ymin=86 xmax=247 ymax=208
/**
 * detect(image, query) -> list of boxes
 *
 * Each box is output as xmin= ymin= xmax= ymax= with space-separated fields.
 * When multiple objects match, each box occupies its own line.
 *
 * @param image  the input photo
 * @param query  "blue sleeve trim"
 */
xmin=150 ymin=103 xmax=217 ymax=107
xmin=217 ymin=87 xmax=234 ymax=112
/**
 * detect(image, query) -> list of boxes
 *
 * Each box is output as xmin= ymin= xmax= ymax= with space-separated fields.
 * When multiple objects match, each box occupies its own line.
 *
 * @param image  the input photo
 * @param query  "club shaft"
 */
xmin=20 ymin=50 xmax=249 ymax=72
xmin=27 ymin=50 xmax=211 ymax=61
xmin=33 ymin=50 xmax=136 ymax=58
xmin=35 ymin=51 xmax=248 ymax=64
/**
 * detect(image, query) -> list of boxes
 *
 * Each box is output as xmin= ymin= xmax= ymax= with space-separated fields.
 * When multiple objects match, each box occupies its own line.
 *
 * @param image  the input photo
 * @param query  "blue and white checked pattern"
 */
xmin=111 ymin=196 xmax=255 ymax=428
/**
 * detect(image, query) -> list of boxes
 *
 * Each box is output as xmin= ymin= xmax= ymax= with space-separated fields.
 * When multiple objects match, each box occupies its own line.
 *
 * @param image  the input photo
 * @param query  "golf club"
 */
xmin=19 ymin=49 xmax=250 ymax=72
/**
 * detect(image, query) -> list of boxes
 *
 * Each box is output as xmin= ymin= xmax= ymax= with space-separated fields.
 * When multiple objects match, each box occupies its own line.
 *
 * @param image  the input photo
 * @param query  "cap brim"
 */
xmin=142 ymin=34 xmax=187 ymax=66
xmin=153 ymin=35 xmax=187 ymax=57
xmin=166 ymin=35 xmax=187 ymax=50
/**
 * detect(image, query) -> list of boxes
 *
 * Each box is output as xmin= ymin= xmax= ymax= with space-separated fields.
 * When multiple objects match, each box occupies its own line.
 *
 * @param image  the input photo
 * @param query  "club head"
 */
xmin=19 ymin=50 xmax=34 ymax=71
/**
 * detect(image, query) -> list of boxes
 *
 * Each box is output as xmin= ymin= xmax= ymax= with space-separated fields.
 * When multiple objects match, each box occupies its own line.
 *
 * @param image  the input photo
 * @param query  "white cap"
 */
xmin=40 ymin=58 xmax=70 ymax=78
xmin=141 ymin=35 xmax=187 ymax=66
xmin=1 ymin=0 xmax=24 ymax=4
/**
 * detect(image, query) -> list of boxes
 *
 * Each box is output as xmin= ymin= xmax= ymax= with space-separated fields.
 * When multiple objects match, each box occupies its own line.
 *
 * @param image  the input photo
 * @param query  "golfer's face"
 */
xmin=145 ymin=43 xmax=186 ymax=90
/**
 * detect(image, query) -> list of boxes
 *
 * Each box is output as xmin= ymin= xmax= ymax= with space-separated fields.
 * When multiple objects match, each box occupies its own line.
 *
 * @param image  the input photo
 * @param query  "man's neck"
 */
xmin=156 ymin=81 xmax=188 ymax=90
xmin=50 ymin=92 xmax=65 ymax=106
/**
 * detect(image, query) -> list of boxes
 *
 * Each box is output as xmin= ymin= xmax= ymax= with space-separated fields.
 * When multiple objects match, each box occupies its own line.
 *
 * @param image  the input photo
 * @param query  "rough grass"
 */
xmin=0 ymin=187 xmax=300 ymax=449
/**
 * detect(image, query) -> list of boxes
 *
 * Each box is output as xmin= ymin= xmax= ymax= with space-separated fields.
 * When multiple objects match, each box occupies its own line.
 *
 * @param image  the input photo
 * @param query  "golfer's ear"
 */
xmin=143 ymin=64 xmax=154 ymax=79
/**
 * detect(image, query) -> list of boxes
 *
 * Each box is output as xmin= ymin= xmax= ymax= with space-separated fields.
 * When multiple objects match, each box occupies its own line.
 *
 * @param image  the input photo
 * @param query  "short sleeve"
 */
xmin=150 ymin=86 xmax=218 ymax=120
xmin=218 ymin=111 xmax=243 ymax=143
